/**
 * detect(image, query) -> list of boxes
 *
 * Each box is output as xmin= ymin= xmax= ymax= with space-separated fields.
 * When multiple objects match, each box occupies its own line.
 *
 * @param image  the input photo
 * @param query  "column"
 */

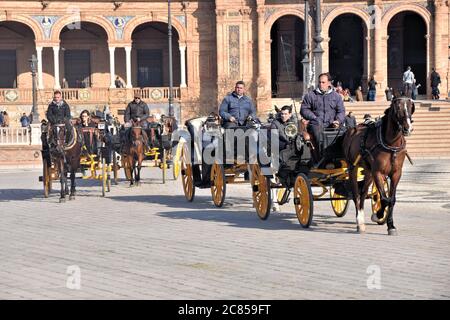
xmin=125 ymin=46 xmax=132 ymax=88
xmin=109 ymin=46 xmax=116 ymax=89
xmin=52 ymin=46 xmax=60 ymax=89
xmin=179 ymin=45 xmax=187 ymax=87
xmin=36 ymin=46 xmax=44 ymax=89
xmin=434 ymin=0 xmax=448 ymax=97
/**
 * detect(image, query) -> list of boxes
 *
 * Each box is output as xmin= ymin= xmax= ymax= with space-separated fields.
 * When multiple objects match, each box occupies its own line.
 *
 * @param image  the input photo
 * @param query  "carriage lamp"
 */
xmin=29 ymin=54 xmax=39 ymax=124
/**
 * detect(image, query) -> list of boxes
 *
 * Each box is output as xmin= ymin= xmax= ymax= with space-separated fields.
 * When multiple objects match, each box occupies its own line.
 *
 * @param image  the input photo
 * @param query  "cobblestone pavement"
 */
xmin=0 ymin=159 xmax=449 ymax=300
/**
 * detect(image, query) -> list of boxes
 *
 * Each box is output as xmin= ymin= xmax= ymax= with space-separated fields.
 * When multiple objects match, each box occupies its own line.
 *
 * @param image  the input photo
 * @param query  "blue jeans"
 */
xmin=367 ymin=90 xmax=376 ymax=101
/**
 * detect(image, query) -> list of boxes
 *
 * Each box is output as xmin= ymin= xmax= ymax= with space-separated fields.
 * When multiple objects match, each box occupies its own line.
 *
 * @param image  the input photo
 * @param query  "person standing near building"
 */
xmin=115 ymin=76 xmax=125 ymax=88
xmin=367 ymin=76 xmax=377 ymax=101
xmin=430 ymin=68 xmax=441 ymax=100
xmin=355 ymin=86 xmax=364 ymax=101
xmin=20 ymin=113 xmax=30 ymax=127
xmin=344 ymin=111 xmax=357 ymax=128
xmin=402 ymin=66 xmax=415 ymax=98
xmin=412 ymin=80 xmax=421 ymax=100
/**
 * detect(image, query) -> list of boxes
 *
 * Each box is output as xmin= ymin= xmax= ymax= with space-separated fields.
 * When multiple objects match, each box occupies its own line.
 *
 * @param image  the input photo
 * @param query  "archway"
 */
xmin=328 ymin=14 xmax=366 ymax=93
xmin=60 ymin=22 xmax=109 ymax=88
xmin=0 ymin=21 xmax=35 ymax=88
xmin=270 ymin=15 xmax=304 ymax=98
xmin=131 ymin=22 xmax=180 ymax=87
xmin=387 ymin=11 xmax=427 ymax=94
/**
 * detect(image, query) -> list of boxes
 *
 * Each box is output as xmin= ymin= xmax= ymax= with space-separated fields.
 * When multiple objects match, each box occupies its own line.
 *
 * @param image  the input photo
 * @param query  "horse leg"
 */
xmin=371 ymin=171 xmax=390 ymax=224
xmin=349 ymin=166 xmax=365 ymax=233
xmin=129 ymin=157 xmax=135 ymax=186
xmin=359 ymin=172 xmax=373 ymax=216
xmin=69 ymin=169 xmax=76 ymax=200
xmin=59 ymin=161 xmax=66 ymax=203
xmin=386 ymin=171 xmax=402 ymax=236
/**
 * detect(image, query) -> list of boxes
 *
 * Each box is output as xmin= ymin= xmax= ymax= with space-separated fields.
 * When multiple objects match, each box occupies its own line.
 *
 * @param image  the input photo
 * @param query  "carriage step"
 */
xmin=252 ymin=185 xmax=259 ymax=192
xmin=293 ymin=197 xmax=301 ymax=205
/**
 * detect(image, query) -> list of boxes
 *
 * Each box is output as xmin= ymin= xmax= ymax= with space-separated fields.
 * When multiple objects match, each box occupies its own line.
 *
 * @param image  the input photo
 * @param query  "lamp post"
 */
xmin=301 ymin=0 xmax=310 ymax=97
xmin=168 ymin=0 xmax=174 ymax=117
xmin=312 ymin=0 xmax=323 ymax=78
xmin=29 ymin=54 xmax=39 ymax=124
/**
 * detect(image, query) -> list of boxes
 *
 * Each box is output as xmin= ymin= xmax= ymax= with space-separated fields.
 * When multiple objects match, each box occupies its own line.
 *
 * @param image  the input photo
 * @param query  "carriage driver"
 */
xmin=46 ymin=90 xmax=73 ymax=145
xmin=300 ymin=72 xmax=345 ymax=164
xmin=121 ymin=92 xmax=150 ymax=149
xmin=219 ymin=81 xmax=258 ymax=129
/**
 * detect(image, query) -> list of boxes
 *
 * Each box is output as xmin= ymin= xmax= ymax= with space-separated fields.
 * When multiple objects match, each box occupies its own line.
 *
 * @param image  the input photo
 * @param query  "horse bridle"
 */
xmin=390 ymin=97 xmax=413 ymax=135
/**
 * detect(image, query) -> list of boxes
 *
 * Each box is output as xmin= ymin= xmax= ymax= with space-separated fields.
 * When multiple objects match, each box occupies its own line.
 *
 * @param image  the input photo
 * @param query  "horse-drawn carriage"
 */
xmin=119 ymin=115 xmax=177 ymax=185
xmin=39 ymin=110 xmax=120 ymax=200
xmin=179 ymin=114 xmax=264 ymax=207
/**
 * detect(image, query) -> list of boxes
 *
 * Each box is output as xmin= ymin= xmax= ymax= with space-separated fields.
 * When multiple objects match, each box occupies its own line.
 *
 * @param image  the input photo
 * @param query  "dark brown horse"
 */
xmin=122 ymin=120 xmax=145 ymax=186
xmin=342 ymin=94 xmax=415 ymax=235
xmin=49 ymin=122 xmax=82 ymax=202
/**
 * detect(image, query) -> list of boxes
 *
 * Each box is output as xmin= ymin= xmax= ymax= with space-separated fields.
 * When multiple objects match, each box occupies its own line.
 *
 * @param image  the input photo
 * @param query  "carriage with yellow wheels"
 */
xmin=250 ymin=125 xmax=390 ymax=228
xmin=179 ymin=114 xmax=262 ymax=207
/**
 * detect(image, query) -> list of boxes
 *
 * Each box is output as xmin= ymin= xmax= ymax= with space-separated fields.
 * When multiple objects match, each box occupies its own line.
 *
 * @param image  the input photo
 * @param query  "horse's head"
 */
xmin=130 ymin=120 xmax=142 ymax=141
xmin=53 ymin=124 xmax=67 ymax=147
xmin=389 ymin=96 xmax=415 ymax=136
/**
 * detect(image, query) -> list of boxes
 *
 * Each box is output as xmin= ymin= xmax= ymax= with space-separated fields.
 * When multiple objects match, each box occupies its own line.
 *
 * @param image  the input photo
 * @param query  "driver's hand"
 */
xmin=332 ymin=120 xmax=340 ymax=128
xmin=229 ymin=116 xmax=236 ymax=123
xmin=136 ymin=117 xmax=141 ymax=122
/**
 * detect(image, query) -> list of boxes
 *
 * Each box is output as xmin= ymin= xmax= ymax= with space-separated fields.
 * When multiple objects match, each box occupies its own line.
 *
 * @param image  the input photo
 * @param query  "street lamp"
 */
xmin=29 ymin=54 xmax=39 ymax=124
xmin=301 ymin=0 xmax=310 ymax=98
xmin=312 ymin=0 xmax=323 ymax=78
xmin=168 ymin=0 xmax=174 ymax=117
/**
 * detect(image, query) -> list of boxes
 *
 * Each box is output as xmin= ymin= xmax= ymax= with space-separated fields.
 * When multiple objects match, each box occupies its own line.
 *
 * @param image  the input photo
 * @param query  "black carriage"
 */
xmin=250 ymin=123 xmax=390 ymax=227
xmin=180 ymin=115 xmax=262 ymax=207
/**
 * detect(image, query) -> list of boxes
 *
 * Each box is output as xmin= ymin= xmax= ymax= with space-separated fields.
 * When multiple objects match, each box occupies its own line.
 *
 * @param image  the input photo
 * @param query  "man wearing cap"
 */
xmin=121 ymin=93 xmax=150 ymax=151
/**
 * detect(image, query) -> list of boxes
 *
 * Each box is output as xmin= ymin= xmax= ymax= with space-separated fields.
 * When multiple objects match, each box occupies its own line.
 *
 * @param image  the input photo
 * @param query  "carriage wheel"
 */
xmin=181 ymin=145 xmax=195 ymax=202
xmin=294 ymin=173 xmax=314 ymax=228
xmin=210 ymin=162 xmax=226 ymax=207
xmin=371 ymin=178 xmax=390 ymax=225
xmin=43 ymin=161 xmax=52 ymax=198
xmin=251 ymin=164 xmax=271 ymax=220
xmin=101 ymin=157 xmax=107 ymax=197
xmin=172 ymin=142 xmax=183 ymax=180
xmin=330 ymin=184 xmax=349 ymax=217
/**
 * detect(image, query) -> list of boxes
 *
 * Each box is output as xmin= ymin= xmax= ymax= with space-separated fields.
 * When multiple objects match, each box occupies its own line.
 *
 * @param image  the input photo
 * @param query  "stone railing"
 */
xmin=0 ymin=87 xmax=182 ymax=106
xmin=0 ymin=127 xmax=31 ymax=145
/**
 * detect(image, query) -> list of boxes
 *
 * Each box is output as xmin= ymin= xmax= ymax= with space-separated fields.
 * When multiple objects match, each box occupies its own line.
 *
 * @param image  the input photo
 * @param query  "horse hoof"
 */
xmin=357 ymin=224 xmax=366 ymax=234
xmin=59 ymin=198 xmax=66 ymax=203
xmin=371 ymin=214 xmax=381 ymax=223
xmin=69 ymin=195 xmax=75 ymax=201
xmin=388 ymin=229 xmax=398 ymax=236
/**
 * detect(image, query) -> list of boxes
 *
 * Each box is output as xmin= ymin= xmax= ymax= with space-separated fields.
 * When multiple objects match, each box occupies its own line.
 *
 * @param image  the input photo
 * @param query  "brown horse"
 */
xmin=122 ymin=119 xmax=145 ymax=186
xmin=49 ymin=122 xmax=82 ymax=202
xmin=342 ymin=94 xmax=415 ymax=235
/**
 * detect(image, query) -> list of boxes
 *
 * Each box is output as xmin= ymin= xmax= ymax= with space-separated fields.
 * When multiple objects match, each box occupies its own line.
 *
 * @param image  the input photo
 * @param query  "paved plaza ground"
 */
xmin=0 ymin=159 xmax=449 ymax=299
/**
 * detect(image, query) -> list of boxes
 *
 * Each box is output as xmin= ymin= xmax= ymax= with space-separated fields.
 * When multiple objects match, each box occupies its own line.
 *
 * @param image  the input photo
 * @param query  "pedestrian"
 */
xmin=2 ymin=111 xmax=10 ymax=127
xmin=0 ymin=110 xmax=3 ymax=127
xmin=344 ymin=111 xmax=357 ymax=128
xmin=412 ymin=80 xmax=421 ymax=100
xmin=20 ymin=112 xmax=30 ymax=127
xmin=367 ymin=76 xmax=377 ymax=101
xmin=62 ymin=78 xmax=69 ymax=89
xmin=430 ymin=68 xmax=441 ymax=100
xmin=402 ymin=66 xmax=415 ymax=98
xmin=115 ymin=76 xmax=125 ymax=88
xmin=355 ymin=86 xmax=364 ymax=101
xmin=385 ymin=87 xmax=393 ymax=101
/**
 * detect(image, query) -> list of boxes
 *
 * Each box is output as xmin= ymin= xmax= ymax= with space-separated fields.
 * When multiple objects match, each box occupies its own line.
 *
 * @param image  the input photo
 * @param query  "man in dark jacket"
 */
xmin=219 ymin=81 xmax=258 ymax=128
xmin=271 ymin=105 xmax=297 ymax=151
xmin=122 ymin=93 xmax=150 ymax=151
xmin=431 ymin=68 xmax=441 ymax=100
xmin=46 ymin=90 xmax=73 ymax=145
xmin=300 ymin=72 xmax=345 ymax=162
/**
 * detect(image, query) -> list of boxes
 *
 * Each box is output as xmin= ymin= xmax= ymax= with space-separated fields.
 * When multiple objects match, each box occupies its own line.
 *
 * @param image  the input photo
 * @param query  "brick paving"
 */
xmin=0 ymin=159 xmax=449 ymax=299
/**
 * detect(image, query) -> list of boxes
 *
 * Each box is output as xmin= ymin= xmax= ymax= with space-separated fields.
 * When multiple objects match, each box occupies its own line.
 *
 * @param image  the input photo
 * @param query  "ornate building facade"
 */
xmin=0 ymin=0 xmax=448 ymax=124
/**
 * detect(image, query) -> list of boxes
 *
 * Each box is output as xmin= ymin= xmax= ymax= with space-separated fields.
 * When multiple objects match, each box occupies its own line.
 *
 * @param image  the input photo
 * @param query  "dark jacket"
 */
xmin=219 ymin=92 xmax=257 ymax=126
xmin=431 ymin=71 xmax=441 ymax=87
xmin=344 ymin=115 xmax=357 ymax=128
xmin=124 ymin=100 xmax=149 ymax=123
xmin=20 ymin=115 xmax=30 ymax=127
xmin=300 ymin=88 xmax=345 ymax=127
xmin=368 ymin=79 xmax=377 ymax=91
xmin=271 ymin=117 xmax=297 ymax=150
xmin=46 ymin=100 xmax=71 ymax=125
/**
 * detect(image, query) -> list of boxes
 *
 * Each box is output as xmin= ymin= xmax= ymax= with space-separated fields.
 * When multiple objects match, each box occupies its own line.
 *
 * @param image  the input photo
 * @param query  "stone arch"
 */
xmin=322 ymin=7 xmax=370 ymax=37
xmin=382 ymin=4 xmax=431 ymax=36
xmin=265 ymin=9 xmax=311 ymax=42
xmin=123 ymin=15 xmax=186 ymax=43
xmin=0 ymin=15 xmax=44 ymax=41
xmin=51 ymin=15 xmax=115 ymax=42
